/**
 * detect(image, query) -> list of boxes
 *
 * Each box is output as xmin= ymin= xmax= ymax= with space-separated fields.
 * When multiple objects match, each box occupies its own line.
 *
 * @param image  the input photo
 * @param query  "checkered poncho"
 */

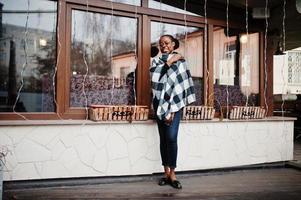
xmin=150 ymin=54 xmax=196 ymax=120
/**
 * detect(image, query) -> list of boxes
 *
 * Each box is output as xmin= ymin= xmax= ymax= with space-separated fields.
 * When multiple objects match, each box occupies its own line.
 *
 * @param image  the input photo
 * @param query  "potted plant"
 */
xmin=0 ymin=146 xmax=9 ymax=200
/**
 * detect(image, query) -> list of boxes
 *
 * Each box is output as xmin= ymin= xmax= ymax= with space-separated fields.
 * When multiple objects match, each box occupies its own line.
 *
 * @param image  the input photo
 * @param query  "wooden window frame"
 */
xmin=0 ymin=0 xmax=270 ymax=120
xmin=211 ymin=27 xmax=264 ymax=116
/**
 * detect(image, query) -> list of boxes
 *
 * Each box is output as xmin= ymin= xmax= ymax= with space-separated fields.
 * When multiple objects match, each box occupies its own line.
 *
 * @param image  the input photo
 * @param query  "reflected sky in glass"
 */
xmin=0 ymin=0 xmax=57 ymax=32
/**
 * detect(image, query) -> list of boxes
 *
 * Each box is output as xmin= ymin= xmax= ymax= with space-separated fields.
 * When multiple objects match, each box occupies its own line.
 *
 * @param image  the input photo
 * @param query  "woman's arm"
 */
xmin=166 ymin=53 xmax=184 ymax=67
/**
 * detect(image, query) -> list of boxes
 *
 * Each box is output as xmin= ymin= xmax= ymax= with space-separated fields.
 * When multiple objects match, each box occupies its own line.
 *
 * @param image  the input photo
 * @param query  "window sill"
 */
xmin=0 ymin=116 xmax=296 ymax=126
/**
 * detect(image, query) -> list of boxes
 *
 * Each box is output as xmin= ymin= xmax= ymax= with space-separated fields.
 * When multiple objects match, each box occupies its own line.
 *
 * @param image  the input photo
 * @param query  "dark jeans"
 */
xmin=154 ymin=100 xmax=181 ymax=169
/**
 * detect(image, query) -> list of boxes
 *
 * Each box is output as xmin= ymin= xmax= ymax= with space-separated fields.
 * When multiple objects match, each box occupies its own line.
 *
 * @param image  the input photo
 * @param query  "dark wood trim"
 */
xmin=136 ymin=13 xmax=144 ymax=106
xmin=207 ymin=24 xmax=214 ymax=107
xmin=266 ymin=34 xmax=274 ymax=116
xmin=64 ymin=3 xmax=72 ymax=114
xmin=141 ymin=0 xmax=148 ymax=7
xmin=259 ymin=30 xmax=274 ymax=116
xmin=56 ymin=0 xmax=67 ymax=116
xmin=259 ymin=32 xmax=265 ymax=109
xmin=203 ymin=25 xmax=208 ymax=106
xmin=140 ymin=15 xmax=151 ymax=107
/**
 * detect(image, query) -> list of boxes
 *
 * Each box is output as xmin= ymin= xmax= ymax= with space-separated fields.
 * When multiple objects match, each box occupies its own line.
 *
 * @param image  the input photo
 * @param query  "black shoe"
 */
xmin=158 ymin=177 xmax=170 ymax=186
xmin=170 ymin=180 xmax=182 ymax=189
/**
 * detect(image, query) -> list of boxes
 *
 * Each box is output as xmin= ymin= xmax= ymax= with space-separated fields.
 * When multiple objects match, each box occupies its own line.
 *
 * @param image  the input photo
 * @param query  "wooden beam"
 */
xmin=207 ymin=24 xmax=214 ymax=107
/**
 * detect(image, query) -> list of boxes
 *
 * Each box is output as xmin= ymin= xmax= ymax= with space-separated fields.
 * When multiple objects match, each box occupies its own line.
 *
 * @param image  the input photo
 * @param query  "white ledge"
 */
xmin=0 ymin=116 xmax=296 ymax=126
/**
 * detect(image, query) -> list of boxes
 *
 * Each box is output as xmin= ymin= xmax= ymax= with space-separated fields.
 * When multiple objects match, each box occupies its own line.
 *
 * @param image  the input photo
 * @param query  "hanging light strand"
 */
xmin=13 ymin=0 xmax=30 ymax=120
xmin=281 ymin=0 xmax=286 ymax=117
xmin=160 ymin=0 xmax=163 ymax=35
xmin=184 ymin=0 xmax=188 ymax=59
xmin=245 ymin=0 xmax=250 ymax=107
xmin=82 ymin=0 xmax=90 ymax=121
xmin=52 ymin=0 xmax=63 ymax=119
xmin=204 ymin=0 xmax=208 ymax=106
xmin=109 ymin=1 xmax=115 ymax=105
xmin=226 ymin=0 xmax=230 ymax=118
xmin=264 ymin=0 xmax=269 ymax=115
xmin=282 ymin=0 xmax=286 ymax=52
xmin=132 ymin=5 xmax=138 ymax=106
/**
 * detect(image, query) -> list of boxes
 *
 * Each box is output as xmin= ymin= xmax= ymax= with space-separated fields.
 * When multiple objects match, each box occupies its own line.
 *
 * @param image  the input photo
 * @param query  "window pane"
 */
xmin=151 ymin=22 xmax=204 ymax=105
xmin=70 ymin=10 xmax=137 ymax=107
xmin=213 ymin=27 xmax=259 ymax=112
xmin=149 ymin=0 xmax=200 ymax=16
xmin=0 ymin=0 xmax=57 ymax=112
xmin=273 ymin=47 xmax=301 ymax=116
xmin=274 ymin=48 xmax=301 ymax=95
xmin=105 ymin=0 xmax=141 ymax=6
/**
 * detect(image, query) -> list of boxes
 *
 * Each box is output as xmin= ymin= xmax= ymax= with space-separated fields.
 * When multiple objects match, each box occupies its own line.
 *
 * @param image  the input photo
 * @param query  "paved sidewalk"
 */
xmin=4 ymin=167 xmax=301 ymax=200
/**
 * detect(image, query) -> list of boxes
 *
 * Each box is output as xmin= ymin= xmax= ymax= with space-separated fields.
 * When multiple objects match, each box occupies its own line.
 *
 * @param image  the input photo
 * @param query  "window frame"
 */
xmin=212 ymin=28 xmax=262 ymax=114
xmin=62 ymin=3 xmax=142 ymax=118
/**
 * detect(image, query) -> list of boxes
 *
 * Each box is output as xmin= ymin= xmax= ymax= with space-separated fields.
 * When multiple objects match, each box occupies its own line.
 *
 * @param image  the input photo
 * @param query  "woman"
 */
xmin=150 ymin=35 xmax=196 ymax=189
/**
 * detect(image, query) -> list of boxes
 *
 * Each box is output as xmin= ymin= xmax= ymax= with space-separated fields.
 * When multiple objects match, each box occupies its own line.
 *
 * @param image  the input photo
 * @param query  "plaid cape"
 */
xmin=150 ymin=54 xmax=196 ymax=120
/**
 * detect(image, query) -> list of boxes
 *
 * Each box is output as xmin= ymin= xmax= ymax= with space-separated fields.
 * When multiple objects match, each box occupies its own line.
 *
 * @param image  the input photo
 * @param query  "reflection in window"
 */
xmin=105 ymin=0 xmax=141 ymax=6
xmin=273 ymin=47 xmax=301 ymax=115
xmin=0 ymin=0 xmax=57 ymax=112
xmin=273 ymin=47 xmax=301 ymax=95
xmin=70 ymin=10 xmax=137 ymax=107
xmin=213 ymin=27 xmax=259 ymax=111
xmin=149 ymin=0 xmax=200 ymax=16
xmin=151 ymin=22 xmax=203 ymax=105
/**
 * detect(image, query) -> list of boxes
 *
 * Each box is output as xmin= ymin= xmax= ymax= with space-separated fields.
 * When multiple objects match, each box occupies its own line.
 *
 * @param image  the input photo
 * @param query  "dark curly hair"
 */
xmin=160 ymin=34 xmax=180 ymax=50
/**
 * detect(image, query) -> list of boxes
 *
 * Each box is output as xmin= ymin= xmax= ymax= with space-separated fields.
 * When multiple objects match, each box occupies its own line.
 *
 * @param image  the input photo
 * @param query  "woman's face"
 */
xmin=159 ymin=36 xmax=175 ymax=54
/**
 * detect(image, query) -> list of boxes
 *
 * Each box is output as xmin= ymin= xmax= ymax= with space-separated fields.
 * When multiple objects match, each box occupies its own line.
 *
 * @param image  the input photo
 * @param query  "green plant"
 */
xmin=0 ymin=146 xmax=9 ymax=167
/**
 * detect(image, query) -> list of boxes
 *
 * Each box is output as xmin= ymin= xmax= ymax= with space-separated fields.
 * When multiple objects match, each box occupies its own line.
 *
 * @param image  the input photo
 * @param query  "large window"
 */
xmin=0 ymin=0 xmax=265 ymax=119
xmin=70 ymin=9 xmax=138 ymax=107
xmin=151 ymin=21 xmax=204 ymax=105
xmin=0 ymin=0 xmax=57 ymax=112
xmin=213 ymin=27 xmax=259 ymax=112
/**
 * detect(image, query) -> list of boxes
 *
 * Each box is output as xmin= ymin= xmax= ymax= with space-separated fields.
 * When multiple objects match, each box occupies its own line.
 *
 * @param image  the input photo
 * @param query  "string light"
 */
xmin=160 ymin=0 xmax=163 ymax=36
xmin=226 ymin=0 xmax=230 ymax=118
xmin=264 ymin=0 xmax=269 ymax=116
xmin=109 ymin=1 xmax=115 ymax=105
xmin=281 ymin=0 xmax=286 ymax=118
xmin=184 ymin=0 xmax=187 ymax=59
xmin=245 ymin=0 xmax=250 ymax=107
xmin=13 ymin=0 xmax=30 ymax=120
xmin=53 ymin=0 xmax=63 ymax=119
xmin=82 ymin=0 xmax=90 ymax=121
xmin=133 ymin=5 xmax=138 ymax=106
xmin=204 ymin=0 xmax=208 ymax=107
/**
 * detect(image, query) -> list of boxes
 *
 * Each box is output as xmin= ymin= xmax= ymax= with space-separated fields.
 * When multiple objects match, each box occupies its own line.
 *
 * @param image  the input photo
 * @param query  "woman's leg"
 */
xmin=157 ymin=119 xmax=169 ymax=171
xmin=166 ymin=110 xmax=181 ymax=180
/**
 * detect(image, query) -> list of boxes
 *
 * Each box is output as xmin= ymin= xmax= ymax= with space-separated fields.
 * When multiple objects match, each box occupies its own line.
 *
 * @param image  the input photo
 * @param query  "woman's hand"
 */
xmin=164 ymin=112 xmax=175 ymax=125
xmin=166 ymin=54 xmax=183 ymax=66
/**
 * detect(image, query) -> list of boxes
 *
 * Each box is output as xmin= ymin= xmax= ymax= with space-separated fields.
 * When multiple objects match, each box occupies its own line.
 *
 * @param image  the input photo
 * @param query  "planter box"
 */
xmin=89 ymin=105 xmax=149 ymax=122
xmin=229 ymin=106 xmax=266 ymax=120
xmin=182 ymin=106 xmax=215 ymax=120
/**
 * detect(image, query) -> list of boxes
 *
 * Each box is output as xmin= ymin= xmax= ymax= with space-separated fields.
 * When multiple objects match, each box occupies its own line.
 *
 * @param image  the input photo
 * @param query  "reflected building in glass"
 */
xmin=0 ymin=0 xmax=57 ymax=112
